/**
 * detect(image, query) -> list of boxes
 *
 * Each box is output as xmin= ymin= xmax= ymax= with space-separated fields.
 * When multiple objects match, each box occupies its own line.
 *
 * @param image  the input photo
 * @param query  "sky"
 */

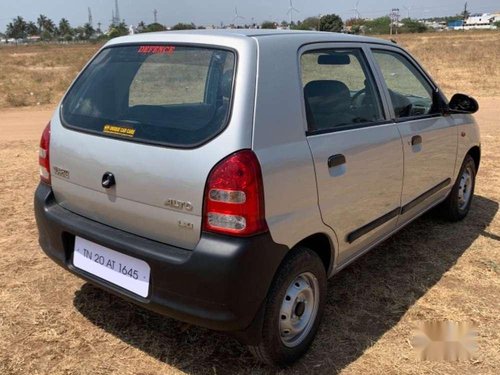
xmin=1 ymin=0 xmax=499 ymax=31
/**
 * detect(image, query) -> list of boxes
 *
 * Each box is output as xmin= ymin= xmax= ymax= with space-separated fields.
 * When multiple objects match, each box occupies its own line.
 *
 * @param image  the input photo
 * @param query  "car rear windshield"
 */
xmin=61 ymin=44 xmax=236 ymax=147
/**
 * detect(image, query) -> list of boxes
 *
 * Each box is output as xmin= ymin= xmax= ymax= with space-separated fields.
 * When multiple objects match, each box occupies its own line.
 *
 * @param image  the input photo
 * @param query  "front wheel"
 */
xmin=248 ymin=247 xmax=327 ymax=367
xmin=440 ymin=154 xmax=476 ymax=221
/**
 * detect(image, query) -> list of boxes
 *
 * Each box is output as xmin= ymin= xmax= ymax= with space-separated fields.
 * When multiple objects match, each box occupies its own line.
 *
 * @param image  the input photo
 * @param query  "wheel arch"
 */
xmin=467 ymin=145 xmax=481 ymax=172
xmin=294 ymin=233 xmax=334 ymax=276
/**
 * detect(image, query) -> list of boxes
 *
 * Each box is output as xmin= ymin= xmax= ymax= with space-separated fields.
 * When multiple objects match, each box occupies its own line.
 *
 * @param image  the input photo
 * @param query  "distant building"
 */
xmin=424 ymin=20 xmax=447 ymax=30
xmin=459 ymin=13 xmax=499 ymax=30
xmin=27 ymin=36 xmax=41 ymax=43
xmin=447 ymin=19 xmax=463 ymax=29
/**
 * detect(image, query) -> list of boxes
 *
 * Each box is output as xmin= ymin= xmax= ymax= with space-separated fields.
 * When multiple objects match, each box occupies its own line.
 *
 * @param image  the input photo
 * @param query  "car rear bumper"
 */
xmin=34 ymin=183 xmax=288 ymax=343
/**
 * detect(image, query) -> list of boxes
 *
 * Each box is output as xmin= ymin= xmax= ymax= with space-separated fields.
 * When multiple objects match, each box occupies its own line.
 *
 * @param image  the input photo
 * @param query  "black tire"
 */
xmin=248 ymin=247 xmax=327 ymax=367
xmin=440 ymin=154 xmax=476 ymax=221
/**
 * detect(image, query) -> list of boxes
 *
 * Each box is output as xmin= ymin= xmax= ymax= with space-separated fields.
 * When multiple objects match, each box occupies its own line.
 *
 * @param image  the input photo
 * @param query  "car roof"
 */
xmin=108 ymin=29 xmax=394 ymax=47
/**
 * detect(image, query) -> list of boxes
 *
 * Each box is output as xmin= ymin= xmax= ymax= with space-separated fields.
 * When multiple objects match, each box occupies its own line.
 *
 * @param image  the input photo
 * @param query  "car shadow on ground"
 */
xmin=73 ymin=195 xmax=498 ymax=374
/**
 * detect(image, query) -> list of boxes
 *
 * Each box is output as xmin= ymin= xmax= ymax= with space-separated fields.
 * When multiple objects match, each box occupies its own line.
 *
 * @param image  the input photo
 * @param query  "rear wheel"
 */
xmin=248 ymin=247 xmax=327 ymax=367
xmin=440 ymin=154 xmax=476 ymax=221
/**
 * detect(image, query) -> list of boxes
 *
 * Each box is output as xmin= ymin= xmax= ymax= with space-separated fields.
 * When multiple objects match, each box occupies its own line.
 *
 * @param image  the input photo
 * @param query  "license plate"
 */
xmin=73 ymin=237 xmax=150 ymax=298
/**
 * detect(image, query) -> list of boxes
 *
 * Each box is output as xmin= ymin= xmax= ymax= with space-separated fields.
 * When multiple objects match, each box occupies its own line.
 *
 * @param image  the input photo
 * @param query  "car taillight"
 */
xmin=203 ymin=150 xmax=268 ymax=236
xmin=39 ymin=122 xmax=51 ymax=185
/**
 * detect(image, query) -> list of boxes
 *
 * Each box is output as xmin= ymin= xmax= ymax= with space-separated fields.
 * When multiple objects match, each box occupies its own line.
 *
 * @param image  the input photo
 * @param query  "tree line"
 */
xmin=4 ymin=15 xmax=97 ymax=41
xmin=346 ymin=17 xmax=430 ymax=34
xmin=0 ymin=15 xmax=216 ymax=42
xmin=1 ymin=13 xmax=347 ymax=42
xmin=260 ymin=14 xmax=343 ymax=32
xmin=3 ymin=11 xmax=489 ymax=42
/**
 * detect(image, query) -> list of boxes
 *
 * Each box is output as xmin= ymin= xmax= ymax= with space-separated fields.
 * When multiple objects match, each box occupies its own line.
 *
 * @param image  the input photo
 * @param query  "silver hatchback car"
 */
xmin=35 ymin=30 xmax=480 ymax=366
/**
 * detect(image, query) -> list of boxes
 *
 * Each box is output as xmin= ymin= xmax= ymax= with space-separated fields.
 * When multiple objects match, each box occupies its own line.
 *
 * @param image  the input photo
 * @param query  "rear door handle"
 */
xmin=411 ymin=135 xmax=422 ymax=146
xmin=328 ymin=154 xmax=346 ymax=168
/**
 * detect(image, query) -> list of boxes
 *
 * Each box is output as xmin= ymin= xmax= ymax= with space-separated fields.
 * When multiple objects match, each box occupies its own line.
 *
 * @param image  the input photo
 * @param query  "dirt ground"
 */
xmin=0 ymin=95 xmax=498 ymax=374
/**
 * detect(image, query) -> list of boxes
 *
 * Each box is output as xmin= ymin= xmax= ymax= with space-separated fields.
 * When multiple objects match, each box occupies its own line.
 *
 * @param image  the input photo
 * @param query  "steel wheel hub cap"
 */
xmin=279 ymin=272 xmax=320 ymax=348
xmin=458 ymin=166 xmax=473 ymax=210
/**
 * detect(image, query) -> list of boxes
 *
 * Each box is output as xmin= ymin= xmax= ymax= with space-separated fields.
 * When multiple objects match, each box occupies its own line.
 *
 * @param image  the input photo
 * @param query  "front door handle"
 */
xmin=328 ymin=154 xmax=346 ymax=168
xmin=411 ymin=135 xmax=422 ymax=146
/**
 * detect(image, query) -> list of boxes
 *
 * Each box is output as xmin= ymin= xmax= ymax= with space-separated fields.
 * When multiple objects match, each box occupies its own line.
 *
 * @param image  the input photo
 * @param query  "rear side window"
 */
xmin=301 ymin=48 xmax=385 ymax=132
xmin=61 ymin=45 xmax=236 ymax=147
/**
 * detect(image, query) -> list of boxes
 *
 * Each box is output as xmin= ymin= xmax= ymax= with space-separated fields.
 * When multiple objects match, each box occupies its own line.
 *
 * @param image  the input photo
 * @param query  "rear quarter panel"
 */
xmin=251 ymin=36 xmax=338 ymax=268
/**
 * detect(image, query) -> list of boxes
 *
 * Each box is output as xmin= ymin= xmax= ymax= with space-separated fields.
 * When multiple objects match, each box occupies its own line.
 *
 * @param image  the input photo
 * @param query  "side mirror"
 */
xmin=448 ymin=93 xmax=479 ymax=114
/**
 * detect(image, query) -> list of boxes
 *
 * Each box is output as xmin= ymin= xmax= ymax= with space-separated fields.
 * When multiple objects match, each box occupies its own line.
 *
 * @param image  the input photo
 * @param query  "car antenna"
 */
xmin=391 ymin=38 xmax=398 ymax=44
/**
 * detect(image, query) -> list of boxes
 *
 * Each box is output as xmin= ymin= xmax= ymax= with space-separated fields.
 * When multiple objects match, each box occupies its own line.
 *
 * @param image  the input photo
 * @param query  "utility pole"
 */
xmin=88 ymin=7 xmax=93 ymax=27
xmin=395 ymin=8 xmax=400 ymax=35
xmin=390 ymin=8 xmax=400 ymax=36
xmin=115 ymin=0 xmax=121 ymax=23
xmin=403 ymin=5 xmax=411 ymax=19
xmin=153 ymin=9 xmax=158 ymax=24
xmin=463 ymin=2 xmax=468 ymax=30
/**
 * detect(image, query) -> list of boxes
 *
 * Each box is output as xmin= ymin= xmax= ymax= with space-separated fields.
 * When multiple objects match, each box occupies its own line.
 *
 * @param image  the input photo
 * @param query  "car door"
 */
xmin=301 ymin=44 xmax=404 ymax=264
xmin=370 ymin=47 xmax=458 ymax=224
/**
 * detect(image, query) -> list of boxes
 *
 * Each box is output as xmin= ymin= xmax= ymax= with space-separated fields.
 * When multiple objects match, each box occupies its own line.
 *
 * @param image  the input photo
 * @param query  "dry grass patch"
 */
xmin=0 ymin=31 xmax=499 ymax=109
xmin=383 ymin=30 xmax=500 ymax=98
xmin=0 ymin=44 xmax=101 ymax=108
xmin=0 ymin=106 xmax=498 ymax=373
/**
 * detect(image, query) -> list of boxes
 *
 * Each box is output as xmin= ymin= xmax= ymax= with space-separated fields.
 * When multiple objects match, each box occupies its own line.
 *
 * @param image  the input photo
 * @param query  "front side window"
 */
xmin=62 ymin=45 xmax=236 ymax=147
xmin=301 ymin=48 xmax=385 ymax=132
xmin=372 ymin=50 xmax=438 ymax=119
